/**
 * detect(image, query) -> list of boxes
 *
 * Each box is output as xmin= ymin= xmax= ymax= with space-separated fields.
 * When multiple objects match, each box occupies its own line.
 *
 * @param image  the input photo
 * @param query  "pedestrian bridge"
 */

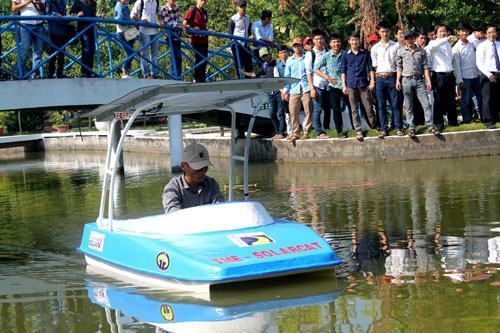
xmin=0 ymin=15 xmax=279 ymax=131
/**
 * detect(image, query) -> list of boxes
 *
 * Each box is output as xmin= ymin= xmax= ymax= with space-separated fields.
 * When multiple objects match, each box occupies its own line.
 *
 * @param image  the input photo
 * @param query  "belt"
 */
xmin=403 ymin=75 xmax=423 ymax=80
xmin=376 ymin=72 xmax=396 ymax=78
xmin=435 ymin=71 xmax=453 ymax=76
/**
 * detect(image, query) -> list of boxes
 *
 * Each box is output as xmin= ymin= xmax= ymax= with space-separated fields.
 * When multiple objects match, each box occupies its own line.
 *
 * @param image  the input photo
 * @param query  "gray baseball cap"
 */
xmin=182 ymin=143 xmax=213 ymax=170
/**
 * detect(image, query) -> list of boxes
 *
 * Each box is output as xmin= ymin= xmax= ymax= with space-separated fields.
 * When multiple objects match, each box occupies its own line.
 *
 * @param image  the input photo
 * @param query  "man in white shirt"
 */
xmin=476 ymin=25 xmax=500 ymax=129
xmin=131 ymin=0 xmax=160 ymax=79
xmin=228 ymin=0 xmax=252 ymax=78
xmin=453 ymin=23 xmax=482 ymax=124
xmin=251 ymin=10 xmax=273 ymax=59
xmin=371 ymin=21 xmax=403 ymax=137
xmin=305 ymin=29 xmax=330 ymax=139
xmin=467 ymin=25 xmax=486 ymax=49
xmin=12 ymin=0 xmax=46 ymax=79
xmin=427 ymin=23 xmax=458 ymax=129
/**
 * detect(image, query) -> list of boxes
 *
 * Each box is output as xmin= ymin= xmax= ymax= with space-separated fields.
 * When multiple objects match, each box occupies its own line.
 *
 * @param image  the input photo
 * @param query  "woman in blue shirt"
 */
xmin=115 ymin=0 xmax=137 ymax=78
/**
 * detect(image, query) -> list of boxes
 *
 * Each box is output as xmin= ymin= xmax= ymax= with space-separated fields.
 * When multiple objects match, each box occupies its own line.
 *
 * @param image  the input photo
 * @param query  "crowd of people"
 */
xmin=6 ymin=0 xmax=500 ymax=138
xmin=266 ymin=22 xmax=499 ymax=141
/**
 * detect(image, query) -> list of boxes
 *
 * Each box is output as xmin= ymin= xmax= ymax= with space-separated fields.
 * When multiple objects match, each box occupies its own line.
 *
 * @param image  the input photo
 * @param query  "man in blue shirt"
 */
xmin=341 ymin=31 xmax=376 ymax=141
xmin=283 ymin=37 xmax=313 ymax=140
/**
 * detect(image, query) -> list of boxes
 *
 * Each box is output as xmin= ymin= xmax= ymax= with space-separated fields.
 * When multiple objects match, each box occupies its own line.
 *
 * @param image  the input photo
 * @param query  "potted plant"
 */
xmin=48 ymin=111 xmax=71 ymax=133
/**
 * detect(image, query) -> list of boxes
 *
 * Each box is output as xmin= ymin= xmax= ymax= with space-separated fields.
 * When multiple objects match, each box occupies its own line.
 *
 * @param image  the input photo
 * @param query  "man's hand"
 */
xmin=342 ymin=86 xmax=348 ymax=95
xmin=458 ymin=82 xmax=465 ymax=91
xmin=489 ymin=75 xmax=497 ymax=83
xmin=426 ymin=80 xmax=432 ymax=91
xmin=368 ymin=81 xmax=375 ymax=91
xmin=77 ymin=11 xmax=84 ymax=17
xmin=282 ymin=93 xmax=289 ymax=102
xmin=328 ymin=77 xmax=338 ymax=85
xmin=396 ymin=81 xmax=401 ymax=91
xmin=310 ymin=88 xmax=316 ymax=99
xmin=142 ymin=19 xmax=149 ymax=24
xmin=448 ymin=35 xmax=457 ymax=43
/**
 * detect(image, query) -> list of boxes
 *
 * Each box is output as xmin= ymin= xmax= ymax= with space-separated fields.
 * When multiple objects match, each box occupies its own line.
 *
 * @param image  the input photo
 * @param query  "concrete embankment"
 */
xmin=34 ymin=129 xmax=500 ymax=163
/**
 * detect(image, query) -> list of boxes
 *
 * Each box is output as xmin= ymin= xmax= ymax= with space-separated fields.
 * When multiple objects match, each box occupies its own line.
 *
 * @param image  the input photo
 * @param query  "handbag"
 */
xmin=124 ymin=26 xmax=139 ymax=42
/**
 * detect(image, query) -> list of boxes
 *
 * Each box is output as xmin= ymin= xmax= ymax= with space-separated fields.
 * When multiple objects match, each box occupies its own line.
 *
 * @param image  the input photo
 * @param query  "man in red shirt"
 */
xmin=183 ymin=0 xmax=208 ymax=82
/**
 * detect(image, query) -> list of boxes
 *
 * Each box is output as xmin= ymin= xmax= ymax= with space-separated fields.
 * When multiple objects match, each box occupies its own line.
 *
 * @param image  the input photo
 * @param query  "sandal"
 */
xmin=396 ymin=130 xmax=405 ymax=136
xmin=408 ymin=129 xmax=416 ymax=138
xmin=301 ymin=133 xmax=309 ymax=140
xmin=338 ymin=132 xmax=347 ymax=139
xmin=378 ymin=130 xmax=387 ymax=139
xmin=355 ymin=131 xmax=364 ymax=141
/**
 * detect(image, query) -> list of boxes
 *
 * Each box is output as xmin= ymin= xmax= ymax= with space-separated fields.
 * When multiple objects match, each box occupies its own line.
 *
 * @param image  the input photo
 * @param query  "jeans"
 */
xmin=48 ymin=33 xmax=66 ymax=78
xmin=140 ymin=32 xmax=159 ymax=78
xmin=169 ymin=39 xmax=182 ymax=77
xmin=376 ymin=77 xmax=402 ymax=130
xmin=269 ymin=92 xmax=287 ymax=135
xmin=117 ymin=33 xmax=136 ymax=73
xmin=79 ymin=27 xmax=96 ymax=77
xmin=402 ymin=77 xmax=435 ymax=130
xmin=312 ymin=87 xmax=331 ymax=135
xmin=19 ymin=24 xmax=44 ymax=78
xmin=329 ymin=88 xmax=344 ymax=134
xmin=460 ymin=78 xmax=482 ymax=123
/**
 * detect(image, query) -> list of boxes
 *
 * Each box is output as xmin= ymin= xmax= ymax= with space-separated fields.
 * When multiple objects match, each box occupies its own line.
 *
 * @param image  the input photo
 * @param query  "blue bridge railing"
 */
xmin=0 ymin=15 xmax=271 ymax=81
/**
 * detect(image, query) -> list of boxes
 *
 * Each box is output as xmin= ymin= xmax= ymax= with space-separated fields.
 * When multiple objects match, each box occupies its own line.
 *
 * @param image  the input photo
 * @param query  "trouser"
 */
xmin=347 ymin=87 xmax=376 ymax=132
xmin=79 ymin=27 xmax=96 ymax=77
xmin=231 ymin=43 xmax=252 ymax=78
xmin=460 ymin=77 xmax=482 ymax=123
xmin=19 ymin=23 xmax=45 ymax=78
xmin=432 ymin=71 xmax=457 ymax=128
xmin=412 ymin=95 xmax=426 ymax=126
xmin=48 ymin=33 xmax=66 ymax=78
xmin=402 ymin=77 xmax=435 ymax=130
xmin=193 ymin=42 xmax=208 ymax=82
xmin=329 ymin=88 xmax=344 ymax=134
xmin=169 ymin=39 xmax=182 ymax=77
xmin=312 ymin=87 xmax=331 ymax=135
xmin=117 ymin=32 xmax=136 ymax=73
xmin=270 ymin=92 xmax=287 ymax=135
xmin=289 ymin=92 xmax=312 ymax=136
xmin=376 ymin=76 xmax=402 ymax=131
xmin=480 ymin=73 xmax=500 ymax=126
xmin=140 ymin=33 xmax=159 ymax=78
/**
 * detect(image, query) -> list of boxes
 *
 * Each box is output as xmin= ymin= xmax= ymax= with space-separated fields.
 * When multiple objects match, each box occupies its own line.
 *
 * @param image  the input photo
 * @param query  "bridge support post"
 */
xmin=168 ymin=114 xmax=183 ymax=173
xmin=110 ymin=121 xmax=125 ymax=175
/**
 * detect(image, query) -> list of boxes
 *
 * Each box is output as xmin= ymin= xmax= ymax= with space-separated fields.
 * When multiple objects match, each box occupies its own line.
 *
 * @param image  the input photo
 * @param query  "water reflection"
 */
xmin=85 ymin=273 xmax=343 ymax=333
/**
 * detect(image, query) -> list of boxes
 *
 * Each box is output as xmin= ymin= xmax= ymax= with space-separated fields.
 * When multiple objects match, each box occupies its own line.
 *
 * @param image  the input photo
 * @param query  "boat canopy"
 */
xmin=108 ymin=201 xmax=274 ymax=236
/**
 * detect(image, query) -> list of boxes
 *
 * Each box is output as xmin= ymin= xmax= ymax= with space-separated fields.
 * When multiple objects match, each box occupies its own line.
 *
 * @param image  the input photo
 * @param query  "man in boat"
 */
xmin=162 ymin=143 xmax=224 ymax=213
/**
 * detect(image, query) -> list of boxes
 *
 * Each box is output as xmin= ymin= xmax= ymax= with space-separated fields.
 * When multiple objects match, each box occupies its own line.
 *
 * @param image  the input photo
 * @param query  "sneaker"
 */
xmin=338 ymin=132 xmax=347 ymax=139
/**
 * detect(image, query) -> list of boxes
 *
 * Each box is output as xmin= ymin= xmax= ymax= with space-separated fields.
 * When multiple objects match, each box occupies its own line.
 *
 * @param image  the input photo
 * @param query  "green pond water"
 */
xmin=0 ymin=151 xmax=499 ymax=332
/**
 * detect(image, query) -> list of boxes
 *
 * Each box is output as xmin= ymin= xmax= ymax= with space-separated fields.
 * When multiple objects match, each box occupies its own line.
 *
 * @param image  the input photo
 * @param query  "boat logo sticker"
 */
xmin=88 ymin=231 xmax=105 ymax=252
xmin=156 ymin=252 xmax=170 ymax=271
xmin=160 ymin=304 xmax=174 ymax=321
xmin=228 ymin=232 xmax=275 ymax=247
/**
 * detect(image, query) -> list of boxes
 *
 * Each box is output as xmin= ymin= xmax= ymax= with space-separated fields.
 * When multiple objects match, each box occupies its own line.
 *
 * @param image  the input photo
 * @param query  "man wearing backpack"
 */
xmin=131 ymin=0 xmax=160 ymax=79
xmin=12 ymin=0 xmax=46 ymax=79
xmin=183 ymin=0 xmax=208 ymax=82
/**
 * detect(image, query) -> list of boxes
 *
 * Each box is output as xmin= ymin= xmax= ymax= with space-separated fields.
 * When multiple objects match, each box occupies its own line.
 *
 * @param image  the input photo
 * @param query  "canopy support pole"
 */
xmin=168 ymin=114 xmax=183 ymax=173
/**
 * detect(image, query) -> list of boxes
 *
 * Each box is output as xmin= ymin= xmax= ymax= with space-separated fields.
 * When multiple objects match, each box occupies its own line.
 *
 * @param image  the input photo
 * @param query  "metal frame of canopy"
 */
xmin=91 ymin=78 xmax=296 ymax=231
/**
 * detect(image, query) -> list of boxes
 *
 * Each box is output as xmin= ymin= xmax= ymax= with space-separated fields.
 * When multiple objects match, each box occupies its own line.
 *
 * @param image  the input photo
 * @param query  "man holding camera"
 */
xmin=12 ymin=0 xmax=46 ymax=79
